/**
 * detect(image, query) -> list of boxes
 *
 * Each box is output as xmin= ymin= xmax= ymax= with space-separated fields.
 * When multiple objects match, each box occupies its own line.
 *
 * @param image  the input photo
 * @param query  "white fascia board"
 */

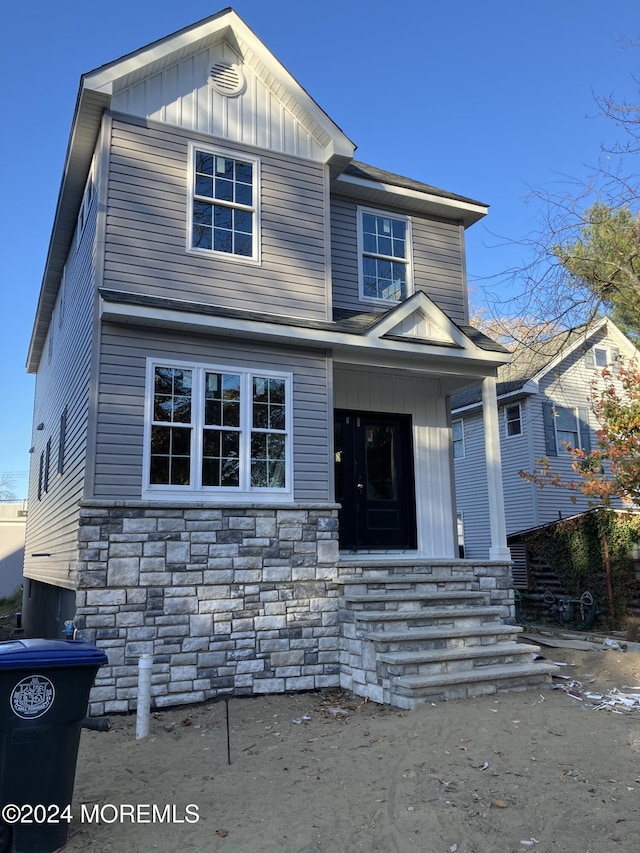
xmin=82 ymin=10 xmax=355 ymax=162
xmin=83 ymin=14 xmax=240 ymax=93
xmin=99 ymin=297 xmax=510 ymax=373
xmin=451 ymin=380 xmax=539 ymax=416
xmin=530 ymin=318 xmax=610 ymax=383
xmin=605 ymin=320 xmax=640 ymax=358
xmin=366 ymin=292 xmax=466 ymax=347
xmin=335 ymin=173 xmax=488 ymax=226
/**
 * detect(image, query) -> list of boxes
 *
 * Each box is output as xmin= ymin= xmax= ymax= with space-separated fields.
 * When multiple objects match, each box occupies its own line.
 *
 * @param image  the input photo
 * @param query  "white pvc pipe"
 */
xmin=136 ymin=654 xmax=154 ymax=740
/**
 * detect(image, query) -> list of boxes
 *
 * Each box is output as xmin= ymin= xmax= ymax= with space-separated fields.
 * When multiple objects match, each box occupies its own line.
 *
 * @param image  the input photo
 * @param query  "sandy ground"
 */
xmin=63 ymin=644 xmax=640 ymax=853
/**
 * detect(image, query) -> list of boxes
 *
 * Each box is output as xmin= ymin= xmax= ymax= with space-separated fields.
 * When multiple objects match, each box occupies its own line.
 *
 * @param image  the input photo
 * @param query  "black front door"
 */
xmin=334 ymin=411 xmax=417 ymax=550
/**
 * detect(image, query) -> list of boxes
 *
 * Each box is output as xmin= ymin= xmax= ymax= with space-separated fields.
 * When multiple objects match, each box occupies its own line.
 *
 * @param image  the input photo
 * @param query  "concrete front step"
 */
xmin=354 ymin=606 xmax=502 ymax=623
xmin=365 ymin=622 xmax=523 ymax=651
xmin=377 ymin=641 xmax=542 ymax=668
xmin=343 ymin=590 xmax=487 ymax=606
xmin=390 ymin=661 xmax=558 ymax=708
xmin=340 ymin=572 xmax=478 ymax=589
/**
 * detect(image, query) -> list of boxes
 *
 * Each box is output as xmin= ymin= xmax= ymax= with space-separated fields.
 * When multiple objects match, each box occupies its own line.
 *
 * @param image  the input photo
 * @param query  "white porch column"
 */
xmin=482 ymin=376 xmax=511 ymax=561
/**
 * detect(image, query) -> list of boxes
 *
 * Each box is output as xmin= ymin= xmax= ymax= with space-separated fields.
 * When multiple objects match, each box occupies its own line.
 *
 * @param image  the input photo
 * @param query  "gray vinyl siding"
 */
xmin=454 ymin=323 xmax=631 ymax=558
xmin=330 ymin=194 xmax=466 ymax=323
xmin=93 ymin=323 xmax=331 ymax=501
xmin=530 ymin=345 xmax=603 ymax=524
xmin=453 ymin=413 xmax=490 ymax=559
xmin=500 ymin=398 xmax=536 ymax=535
xmin=23 ymin=164 xmax=98 ymax=589
xmin=104 ymin=115 xmax=329 ymax=320
xmin=454 ymin=399 xmax=538 ymax=559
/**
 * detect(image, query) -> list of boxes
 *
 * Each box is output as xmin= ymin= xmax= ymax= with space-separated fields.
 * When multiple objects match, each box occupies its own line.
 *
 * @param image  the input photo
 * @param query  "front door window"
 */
xmin=334 ymin=411 xmax=416 ymax=550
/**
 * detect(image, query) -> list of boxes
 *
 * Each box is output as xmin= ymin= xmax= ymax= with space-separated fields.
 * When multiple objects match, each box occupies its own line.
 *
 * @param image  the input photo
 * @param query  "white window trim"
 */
xmin=356 ymin=205 xmax=414 ymax=305
xmin=452 ymin=418 xmax=465 ymax=459
xmin=142 ymin=358 xmax=292 ymax=502
xmin=186 ymin=142 xmax=261 ymax=265
xmin=553 ymin=405 xmax=580 ymax=455
xmin=504 ymin=402 xmax=522 ymax=438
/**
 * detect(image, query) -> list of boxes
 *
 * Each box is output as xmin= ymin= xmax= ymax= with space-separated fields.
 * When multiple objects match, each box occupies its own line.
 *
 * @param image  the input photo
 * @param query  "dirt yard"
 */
xmin=64 ymin=643 xmax=640 ymax=853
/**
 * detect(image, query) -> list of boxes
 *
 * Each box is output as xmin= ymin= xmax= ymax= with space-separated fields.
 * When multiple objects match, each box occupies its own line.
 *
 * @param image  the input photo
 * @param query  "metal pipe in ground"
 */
xmin=136 ymin=654 xmax=154 ymax=740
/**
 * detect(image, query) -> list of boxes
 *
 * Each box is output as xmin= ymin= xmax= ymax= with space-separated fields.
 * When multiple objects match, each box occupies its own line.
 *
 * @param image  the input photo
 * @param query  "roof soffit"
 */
xmin=332 ymin=173 xmax=488 ymax=227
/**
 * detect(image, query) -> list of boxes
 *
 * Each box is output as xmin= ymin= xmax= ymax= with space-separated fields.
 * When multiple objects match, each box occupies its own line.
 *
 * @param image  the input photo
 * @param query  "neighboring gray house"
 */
xmin=23 ymin=9 xmax=555 ymax=713
xmin=452 ymin=317 xmax=638 ymax=585
xmin=0 ymin=502 xmax=27 ymax=598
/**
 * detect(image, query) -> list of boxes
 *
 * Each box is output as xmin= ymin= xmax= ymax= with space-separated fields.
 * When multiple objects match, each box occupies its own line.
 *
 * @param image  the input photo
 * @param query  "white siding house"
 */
xmin=452 ymin=318 xmax=638 ymax=585
xmin=23 ymin=9 xmax=555 ymax=712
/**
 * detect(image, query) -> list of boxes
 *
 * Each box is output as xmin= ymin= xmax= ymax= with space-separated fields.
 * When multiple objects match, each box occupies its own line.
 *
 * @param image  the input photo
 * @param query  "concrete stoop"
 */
xmin=337 ymin=562 xmax=557 ymax=709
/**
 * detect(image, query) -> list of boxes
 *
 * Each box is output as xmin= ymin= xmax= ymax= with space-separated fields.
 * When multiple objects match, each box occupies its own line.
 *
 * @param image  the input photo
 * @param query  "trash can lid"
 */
xmin=0 ymin=639 xmax=108 ymax=669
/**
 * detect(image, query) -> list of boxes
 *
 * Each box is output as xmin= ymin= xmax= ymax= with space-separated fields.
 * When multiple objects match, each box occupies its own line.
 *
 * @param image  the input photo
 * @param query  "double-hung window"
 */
xmin=543 ymin=402 xmax=591 ymax=457
xmin=145 ymin=360 xmax=291 ymax=498
xmin=452 ymin=419 xmax=465 ymax=459
xmin=505 ymin=403 xmax=522 ymax=437
xmin=189 ymin=144 xmax=259 ymax=262
xmin=554 ymin=406 xmax=580 ymax=455
xmin=358 ymin=207 xmax=412 ymax=303
xmin=585 ymin=345 xmax=620 ymax=371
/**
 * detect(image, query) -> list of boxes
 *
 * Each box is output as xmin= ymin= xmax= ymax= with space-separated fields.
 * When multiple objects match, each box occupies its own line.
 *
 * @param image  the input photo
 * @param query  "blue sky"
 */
xmin=1 ymin=0 xmax=638 ymax=500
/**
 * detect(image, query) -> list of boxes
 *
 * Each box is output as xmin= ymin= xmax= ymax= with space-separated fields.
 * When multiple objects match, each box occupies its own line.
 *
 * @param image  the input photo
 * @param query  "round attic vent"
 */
xmin=207 ymin=60 xmax=245 ymax=97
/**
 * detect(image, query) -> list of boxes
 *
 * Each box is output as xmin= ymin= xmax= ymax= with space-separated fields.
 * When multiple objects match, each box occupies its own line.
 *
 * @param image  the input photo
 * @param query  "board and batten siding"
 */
xmin=330 ymin=194 xmax=467 ymax=324
xmin=24 ymin=167 xmax=99 ymax=589
xmin=110 ymin=40 xmax=329 ymax=163
xmin=104 ymin=116 xmax=329 ymax=320
xmin=453 ymin=411 xmax=491 ymax=559
xmin=334 ymin=367 xmax=457 ymax=558
xmin=93 ymin=323 xmax=331 ymax=502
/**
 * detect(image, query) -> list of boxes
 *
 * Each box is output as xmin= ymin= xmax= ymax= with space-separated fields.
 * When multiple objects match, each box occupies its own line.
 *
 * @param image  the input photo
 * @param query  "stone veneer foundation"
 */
xmin=75 ymin=502 xmax=341 ymax=717
xmin=74 ymin=502 xmax=516 ymax=715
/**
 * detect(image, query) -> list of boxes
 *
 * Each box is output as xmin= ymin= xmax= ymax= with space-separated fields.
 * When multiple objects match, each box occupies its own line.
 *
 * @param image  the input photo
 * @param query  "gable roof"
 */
xmin=28 ymin=8 xmax=356 ymax=373
xmin=450 ymin=317 xmax=638 ymax=410
xmin=26 ymin=7 xmax=490 ymax=372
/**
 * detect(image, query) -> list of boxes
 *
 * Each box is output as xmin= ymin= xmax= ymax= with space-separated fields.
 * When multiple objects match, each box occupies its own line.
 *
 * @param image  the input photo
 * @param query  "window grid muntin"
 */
xmin=191 ymin=147 xmax=256 ymax=259
xmin=146 ymin=362 xmax=290 ymax=495
xmin=452 ymin=419 xmax=465 ymax=459
xmin=203 ymin=372 xmax=242 ymax=487
xmin=150 ymin=367 xmax=194 ymax=485
xmin=251 ymin=377 xmax=287 ymax=488
xmin=554 ymin=406 xmax=579 ymax=455
xmin=359 ymin=209 xmax=411 ymax=303
xmin=505 ymin=403 xmax=522 ymax=437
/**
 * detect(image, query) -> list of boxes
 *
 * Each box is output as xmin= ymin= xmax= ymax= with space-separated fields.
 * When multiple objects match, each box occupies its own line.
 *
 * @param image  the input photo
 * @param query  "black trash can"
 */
xmin=0 ymin=639 xmax=108 ymax=853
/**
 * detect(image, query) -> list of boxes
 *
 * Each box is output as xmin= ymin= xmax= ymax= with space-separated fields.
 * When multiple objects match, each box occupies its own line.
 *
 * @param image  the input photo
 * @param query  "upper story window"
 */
xmin=543 ymin=402 xmax=591 ymax=457
xmin=554 ymin=406 xmax=579 ymax=455
xmin=144 ymin=360 xmax=291 ymax=499
xmin=452 ymin=419 xmax=465 ymax=459
xmin=505 ymin=402 xmax=522 ymax=437
xmin=357 ymin=207 xmax=412 ymax=303
xmin=189 ymin=144 xmax=260 ymax=263
xmin=584 ymin=344 xmax=620 ymax=371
